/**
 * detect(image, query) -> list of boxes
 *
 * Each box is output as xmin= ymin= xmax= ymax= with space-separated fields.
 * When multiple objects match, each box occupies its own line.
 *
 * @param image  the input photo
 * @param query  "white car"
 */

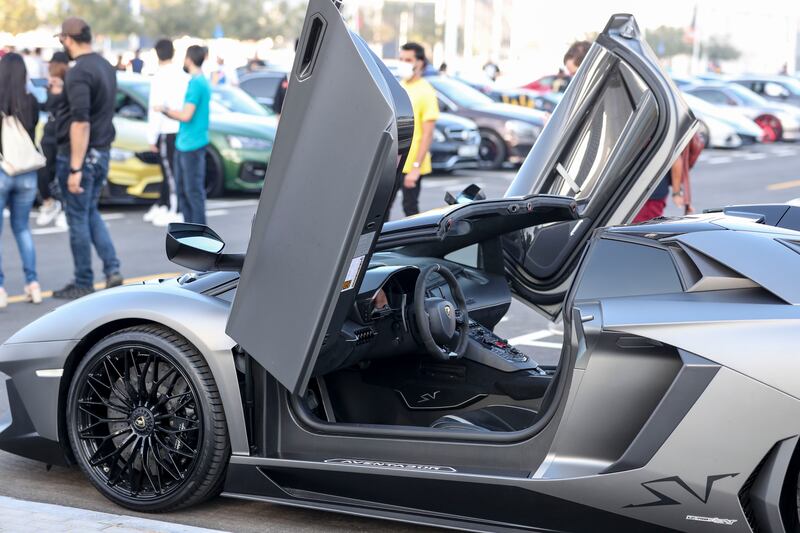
xmin=681 ymin=92 xmax=764 ymax=148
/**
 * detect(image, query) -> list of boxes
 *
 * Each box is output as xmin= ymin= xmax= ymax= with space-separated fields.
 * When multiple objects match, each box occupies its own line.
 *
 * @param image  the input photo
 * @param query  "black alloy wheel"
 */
xmin=67 ymin=325 xmax=229 ymax=511
xmin=478 ymin=129 xmax=507 ymax=170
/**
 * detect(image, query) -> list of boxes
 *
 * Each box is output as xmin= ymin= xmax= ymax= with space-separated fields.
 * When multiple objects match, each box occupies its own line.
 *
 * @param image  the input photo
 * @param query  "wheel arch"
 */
xmin=41 ymin=288 xmax=249 ymax=460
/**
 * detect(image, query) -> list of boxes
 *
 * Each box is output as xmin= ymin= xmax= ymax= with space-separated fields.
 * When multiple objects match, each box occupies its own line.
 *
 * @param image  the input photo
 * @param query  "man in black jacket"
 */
xmin=53 ymin=17 xmax=123 ymax=299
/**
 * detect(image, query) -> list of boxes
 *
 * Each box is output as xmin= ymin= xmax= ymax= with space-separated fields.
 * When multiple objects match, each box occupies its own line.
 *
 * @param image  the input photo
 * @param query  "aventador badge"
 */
xmin=324 ymin=459 xmax=457 ymax=473
xmin=444 ymin=305 xmax=452 ymax=317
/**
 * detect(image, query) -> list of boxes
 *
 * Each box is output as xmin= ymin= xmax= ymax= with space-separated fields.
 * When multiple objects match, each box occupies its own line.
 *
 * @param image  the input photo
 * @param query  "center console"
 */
xmin=465 ymin=320 xmax=547 ymax=374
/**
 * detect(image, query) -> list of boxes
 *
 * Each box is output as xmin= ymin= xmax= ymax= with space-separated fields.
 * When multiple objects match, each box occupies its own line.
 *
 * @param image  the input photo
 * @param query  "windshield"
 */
xmin=781 ymin=77 xmax=800 ymax=95
xmin=727 ymin=84 xmax=769 ymax=106
xmin=428 ymin=76 xmax=494 ymax=107
xmin=121 ymin=80 xmax=270 ymax=116
xmin=212 ymin=87 xmax=272 ymax=116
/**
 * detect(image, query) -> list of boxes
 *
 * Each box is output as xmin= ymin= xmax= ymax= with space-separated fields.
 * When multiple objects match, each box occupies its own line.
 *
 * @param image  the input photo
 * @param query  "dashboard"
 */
xmin=330 ymin=252 xmax=545 ymax=376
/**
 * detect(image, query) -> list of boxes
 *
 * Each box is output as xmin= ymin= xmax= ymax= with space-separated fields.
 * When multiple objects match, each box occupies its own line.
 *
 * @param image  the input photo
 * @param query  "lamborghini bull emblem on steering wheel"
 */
xmin=444 ymin=305 xmax=452 ymax=318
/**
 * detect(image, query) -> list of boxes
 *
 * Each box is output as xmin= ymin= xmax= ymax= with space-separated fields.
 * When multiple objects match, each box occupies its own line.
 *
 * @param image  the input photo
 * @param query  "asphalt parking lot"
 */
xmin=0 ymin=141 xmax=799 ymax=531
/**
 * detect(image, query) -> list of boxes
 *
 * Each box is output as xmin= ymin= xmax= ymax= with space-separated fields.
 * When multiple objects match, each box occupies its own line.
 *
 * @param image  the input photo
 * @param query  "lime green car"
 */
xmin=109 ymin=74 xmax=277 ymax=200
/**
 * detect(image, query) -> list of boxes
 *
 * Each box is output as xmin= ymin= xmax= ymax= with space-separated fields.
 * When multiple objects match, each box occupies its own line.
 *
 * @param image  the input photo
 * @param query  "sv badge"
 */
xmin=625 ymin=473 xmax=739 ymax=508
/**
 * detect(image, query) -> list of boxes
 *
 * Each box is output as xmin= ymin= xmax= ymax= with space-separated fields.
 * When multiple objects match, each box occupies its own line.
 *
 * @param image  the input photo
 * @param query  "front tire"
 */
xmin=478 ymin=129 xmax=508 ymax=170
xmin=66 ymin=325 xmax=230 ymax=512
xmin=204 ymin=147 xmax=225 ymax=198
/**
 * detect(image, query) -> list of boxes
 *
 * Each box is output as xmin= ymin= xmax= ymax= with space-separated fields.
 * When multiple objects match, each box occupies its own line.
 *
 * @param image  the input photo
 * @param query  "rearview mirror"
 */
xmin=166 ymin=223 xmax=245 ymax=272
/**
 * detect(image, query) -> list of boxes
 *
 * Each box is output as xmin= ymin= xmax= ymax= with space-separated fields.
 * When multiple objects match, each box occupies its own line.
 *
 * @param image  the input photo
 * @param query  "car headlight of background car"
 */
xmin=504 ymin=120 xmax=542 ymax=145
xmin=226 ymin=135 xmax=273 ymax=151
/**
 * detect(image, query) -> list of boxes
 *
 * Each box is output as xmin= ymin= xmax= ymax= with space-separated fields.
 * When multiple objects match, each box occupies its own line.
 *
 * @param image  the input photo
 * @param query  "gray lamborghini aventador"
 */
xmin=2 ymin=2 xmax=800 ymax=532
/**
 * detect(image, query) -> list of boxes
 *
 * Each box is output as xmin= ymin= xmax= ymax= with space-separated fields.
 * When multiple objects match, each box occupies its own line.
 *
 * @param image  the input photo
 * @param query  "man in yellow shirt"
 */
xmin=393 ymin=42 xmax=440 ymax=216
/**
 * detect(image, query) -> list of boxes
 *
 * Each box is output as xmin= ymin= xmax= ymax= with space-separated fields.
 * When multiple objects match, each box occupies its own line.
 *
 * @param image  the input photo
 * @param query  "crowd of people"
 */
xmin=0 ymin=20 xmax=700 ymax=310
xmin=0 ymin=17 xmax=213 ymax=308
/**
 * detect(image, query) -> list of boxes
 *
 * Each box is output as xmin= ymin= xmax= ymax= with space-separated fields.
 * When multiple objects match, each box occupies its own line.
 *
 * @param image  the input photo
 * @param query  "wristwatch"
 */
xmin=411 ymin=161 xmax=421 ymax=169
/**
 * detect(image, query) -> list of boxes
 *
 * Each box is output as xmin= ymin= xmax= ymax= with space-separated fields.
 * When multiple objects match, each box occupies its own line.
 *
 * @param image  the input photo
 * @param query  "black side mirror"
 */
xmin=166 ymin=223 xmax=245 ymax=272
xmin=445 ymin=184 xmax=486 ymax=205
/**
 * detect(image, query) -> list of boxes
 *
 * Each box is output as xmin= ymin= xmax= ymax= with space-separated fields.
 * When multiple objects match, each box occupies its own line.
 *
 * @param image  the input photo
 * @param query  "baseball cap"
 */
xmin=55 ymin=17 xmax=90 ymax=39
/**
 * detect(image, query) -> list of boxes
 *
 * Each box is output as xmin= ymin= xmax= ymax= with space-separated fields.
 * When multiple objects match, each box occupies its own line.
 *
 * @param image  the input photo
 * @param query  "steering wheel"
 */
xmin=413 ymin=264 xmax=470 ymax=361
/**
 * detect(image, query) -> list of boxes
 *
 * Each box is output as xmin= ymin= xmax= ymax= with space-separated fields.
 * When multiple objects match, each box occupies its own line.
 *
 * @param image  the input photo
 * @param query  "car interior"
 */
xmin=293 ymin=210 xmax=570 ymax=436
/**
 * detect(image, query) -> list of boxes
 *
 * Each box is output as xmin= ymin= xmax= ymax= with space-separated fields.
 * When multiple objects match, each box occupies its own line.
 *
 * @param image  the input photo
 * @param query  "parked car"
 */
xmin=531 ymin=92 xmax=563 ymax=113
xmin=9 ymin=8 xmax=800 ymax=533
xmin=684 ymin=82 xmax=800 ymax=142
xmin=111 ymin=74 xmax=277 ymax=200
xmin=238 ymin=69 xmax=289 ymax=113
xmin=681 ymin=92 xmax=764 ymax=148
xmin=430 ymin=112 xmax=480 ymax=173
xmin=454 ymin=73 xmax=538 ymax=108
xmin=427 ymin=75 xmax=547 ymax=169
xmin=521 ymin=73 xmax=560 ymax=93
xmin=731 ymin=75 xmax=800 ymax=108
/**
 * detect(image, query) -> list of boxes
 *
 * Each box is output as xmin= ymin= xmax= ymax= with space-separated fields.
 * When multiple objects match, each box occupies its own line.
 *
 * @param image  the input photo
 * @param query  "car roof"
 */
xmin=239 ymin=69 xmax=289 ymax=81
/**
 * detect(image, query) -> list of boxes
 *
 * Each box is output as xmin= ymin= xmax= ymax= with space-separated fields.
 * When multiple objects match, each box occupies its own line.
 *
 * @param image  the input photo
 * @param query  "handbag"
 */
xmin=0 ymin=113 xmax=47 ymax=176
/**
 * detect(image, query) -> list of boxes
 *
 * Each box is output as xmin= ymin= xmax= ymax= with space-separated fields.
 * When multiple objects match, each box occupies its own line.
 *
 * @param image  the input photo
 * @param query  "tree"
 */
xmin=55 ymin=0 xmax=139 ymax=37
xmin=702 ymin=36 xmax=740 ymax=63
xmin=0 ymin=0 xmax=39 ymax=34
xmin=141 ymin=0 xmax=213 ymax=39
xmin=645 ymin=26 xmax=692 ymax=58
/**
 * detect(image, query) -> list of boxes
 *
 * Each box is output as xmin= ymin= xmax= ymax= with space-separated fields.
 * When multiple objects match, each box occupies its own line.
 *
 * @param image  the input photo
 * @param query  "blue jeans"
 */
xmin=57 ymin=150 xmax=121 ymax=288
xmin=0 ymin=170 xmax=38 ymax=287
xmin=174 ymin=147 xmax=207 ymax=225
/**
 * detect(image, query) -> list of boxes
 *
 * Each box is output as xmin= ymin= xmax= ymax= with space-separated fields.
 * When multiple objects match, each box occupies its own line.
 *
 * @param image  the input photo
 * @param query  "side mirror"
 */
xmin=165 ymin=223 xmax=245 ymax=272
xmin=445 ymin=184 xmax=487 ymax=205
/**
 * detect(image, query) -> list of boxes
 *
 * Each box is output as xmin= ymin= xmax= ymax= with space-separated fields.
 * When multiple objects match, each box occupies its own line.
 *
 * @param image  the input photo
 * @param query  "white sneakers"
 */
xmin=35 ymin=199 xmax=63 ymax=226
xmin=143 ymin=204 xmax=167 ymax=222
xmin=144 ymin=204 xmax=183 ymax=227
xmin=0 ymin=283 xmax=44 ymax=309
xmin=25 ymin=282 xmax=42 ymax=304
xmin=152 ymin=210 xmax=184 ymax=227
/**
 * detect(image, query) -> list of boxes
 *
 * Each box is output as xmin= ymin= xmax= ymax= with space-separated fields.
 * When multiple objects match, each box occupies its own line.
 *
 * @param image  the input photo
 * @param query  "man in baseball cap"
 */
xmin=55 ymin=17 xmax=92 ymax=57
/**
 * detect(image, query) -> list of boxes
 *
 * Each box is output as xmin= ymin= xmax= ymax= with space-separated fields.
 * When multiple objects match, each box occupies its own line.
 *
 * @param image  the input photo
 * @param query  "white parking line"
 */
xmin=742 ymin=152 xmax=767 ymax=161
xmin=206 ymin=209 xmax=230 ymax=217
xmin=31 ymin=226 xmax=67 ymax=235
xmin=206 ymin=199 xmax=259 ymax=209
xmin=704 ymin=156 xmax=733 ymax=165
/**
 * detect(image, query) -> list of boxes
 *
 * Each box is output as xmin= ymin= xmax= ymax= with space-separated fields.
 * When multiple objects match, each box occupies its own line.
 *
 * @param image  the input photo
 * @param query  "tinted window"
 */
xmin=690 ymin=89 xmax=731 ymax=105
xmin=428 ymin=76 xmax=494 ymax=107
xmin=241 ymin=76 xmax=281 ymax=98
xmin=212 ymin=87 xmax=271 ymax=116
xmin=575 ymin=239 xmax=681 ymax=300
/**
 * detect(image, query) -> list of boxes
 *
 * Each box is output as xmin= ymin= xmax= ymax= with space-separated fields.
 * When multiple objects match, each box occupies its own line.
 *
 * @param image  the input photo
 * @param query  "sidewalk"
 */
xmin=0 ymin=495 xmax=228 ymax=533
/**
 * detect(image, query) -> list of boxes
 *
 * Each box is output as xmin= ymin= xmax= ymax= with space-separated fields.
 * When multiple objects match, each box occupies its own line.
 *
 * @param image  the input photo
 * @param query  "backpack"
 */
xmin=0 ymin=114 xmax=46 ymax=176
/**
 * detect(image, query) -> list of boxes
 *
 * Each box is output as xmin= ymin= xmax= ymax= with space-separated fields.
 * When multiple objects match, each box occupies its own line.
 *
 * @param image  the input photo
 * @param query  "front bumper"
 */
xmin=0 ymin=340 xmax=77 ymax=465
xmin=431 ymin=141 xmax=480 ymax=172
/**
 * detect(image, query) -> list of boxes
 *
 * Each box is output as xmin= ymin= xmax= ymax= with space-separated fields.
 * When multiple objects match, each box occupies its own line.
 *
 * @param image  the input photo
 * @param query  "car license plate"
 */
xmin=458 ymin=144 xmax=479 ymax=157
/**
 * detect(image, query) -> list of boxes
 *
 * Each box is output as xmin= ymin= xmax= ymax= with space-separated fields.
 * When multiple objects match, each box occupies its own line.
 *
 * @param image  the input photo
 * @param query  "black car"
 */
xmin=430 ymin=112 xmax=480 ymax=173
xmin=239 ymin=70 xmax=289 ymax=113
xmin=427 ymin=76 xmax=547 ymax=169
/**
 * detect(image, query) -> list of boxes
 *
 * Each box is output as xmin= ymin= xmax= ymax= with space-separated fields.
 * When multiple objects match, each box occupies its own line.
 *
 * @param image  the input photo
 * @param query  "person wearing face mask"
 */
xmin=53 ymin=17 xmax=123 ymax=300
xmin=391 ymin=42 xmax=439 ymax=217
xmin=155 ymin=45 xmax=211 ymax=225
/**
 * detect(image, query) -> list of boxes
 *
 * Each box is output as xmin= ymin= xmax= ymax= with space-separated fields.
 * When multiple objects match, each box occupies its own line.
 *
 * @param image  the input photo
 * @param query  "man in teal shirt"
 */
xmin=159 ymin=45 xmax=211 ymax=224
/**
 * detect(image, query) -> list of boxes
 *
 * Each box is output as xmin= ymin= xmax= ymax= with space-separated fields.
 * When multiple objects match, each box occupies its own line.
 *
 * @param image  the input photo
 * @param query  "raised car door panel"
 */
xmin=502 ymin=14 xmax=696 ymax=319
xmin=226 ymin=0 xmax=412 ymax=395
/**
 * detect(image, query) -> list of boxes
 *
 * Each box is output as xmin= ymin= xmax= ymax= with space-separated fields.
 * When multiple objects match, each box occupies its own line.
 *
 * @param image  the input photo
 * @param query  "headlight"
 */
xmin=109 ymin=147 xmax=134 ymax=161
xmin=227 ymin=135 xmax=272 ymax=150
xmin=504 ymin=120 xmax=541 ymax=144
xmin=433 ymin=128 xmax=446 ymax=143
